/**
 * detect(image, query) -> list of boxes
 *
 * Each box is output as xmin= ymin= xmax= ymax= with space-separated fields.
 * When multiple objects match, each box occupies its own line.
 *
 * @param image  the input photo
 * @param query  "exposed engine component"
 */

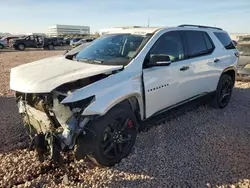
xmin=16 ymin=87 xmax=95 ymax=164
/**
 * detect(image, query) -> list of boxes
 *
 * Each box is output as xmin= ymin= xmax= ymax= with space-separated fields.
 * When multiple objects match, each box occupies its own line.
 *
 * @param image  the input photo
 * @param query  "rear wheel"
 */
xmin=211 ymin=74 xmax=234 ymax=108
xmin=18 ymin=44 xmax=25 ymax=51
xmin=83 ymin=105 xmax=138 ymax=166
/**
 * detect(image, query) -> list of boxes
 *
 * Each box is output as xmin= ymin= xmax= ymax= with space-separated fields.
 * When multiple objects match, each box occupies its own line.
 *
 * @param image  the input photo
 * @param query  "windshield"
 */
xmin=75 ymin=34 xmax=152 ymax=66
xmin=237 ymin=44 xmax=250 ymax=56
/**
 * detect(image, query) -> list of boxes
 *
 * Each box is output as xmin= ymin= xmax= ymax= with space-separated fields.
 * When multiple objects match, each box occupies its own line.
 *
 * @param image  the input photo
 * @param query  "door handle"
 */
xmin=214 ymin=58 xmax=220 ymax=63
xmin=180 ymin=66 xmax=189 ymax=71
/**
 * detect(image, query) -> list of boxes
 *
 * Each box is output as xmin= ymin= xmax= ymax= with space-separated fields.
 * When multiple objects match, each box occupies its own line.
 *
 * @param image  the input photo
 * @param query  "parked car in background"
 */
xmin=0 ymin=36 xmax=19 ymax=49
xmin=50 ymin=37 xmax=66 ymax=46
xmin=71 ymin=38 xmax=95 ymax=48
xmin=70 ymin=38 xmax=82 ymax=46
xmin=237 ymin=43 xmax=250 ymax=81
xmin=10 ymin=25 xmax=239 ymax=167
xmin=64 ymin=38 xmax=72 ymax=45
xmin=0 ymin=41 xmax=5 ymax=49
xmin=11 ymin=35 xmax=55 ymax=50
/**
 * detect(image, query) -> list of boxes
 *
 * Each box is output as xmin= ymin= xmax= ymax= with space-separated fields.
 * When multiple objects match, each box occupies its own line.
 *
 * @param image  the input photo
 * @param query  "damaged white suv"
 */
xmin=10 ymin=25 xmax=238 ymax=167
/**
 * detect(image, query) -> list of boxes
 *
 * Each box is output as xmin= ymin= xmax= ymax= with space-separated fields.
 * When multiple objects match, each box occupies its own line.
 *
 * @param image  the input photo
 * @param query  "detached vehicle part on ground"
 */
xmin=11 ymin=35 xmax=55 ymax=51
xmin=10 ymin=25 xmax=239 ymax=167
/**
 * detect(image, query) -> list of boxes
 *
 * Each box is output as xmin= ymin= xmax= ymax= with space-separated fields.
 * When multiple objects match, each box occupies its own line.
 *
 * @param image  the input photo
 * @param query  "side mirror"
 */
xmin=148 ymin=54 xmax=171 ymax=67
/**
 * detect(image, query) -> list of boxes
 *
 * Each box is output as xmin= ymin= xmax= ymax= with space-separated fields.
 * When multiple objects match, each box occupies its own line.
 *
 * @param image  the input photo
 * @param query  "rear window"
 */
xmin=214 ymin=32 xmax=235 ymax=50
xmin=183 ymin=31 xmax=213 ymax=58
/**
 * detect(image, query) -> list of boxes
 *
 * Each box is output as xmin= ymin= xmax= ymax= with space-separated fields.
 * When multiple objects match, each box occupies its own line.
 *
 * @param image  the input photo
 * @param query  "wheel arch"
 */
xmin=82 ymin=93 xmax=144 ymax=122
xmin=102 ymin=95 xmax=143 ymax=122
xmin=222 ymin=66 xmax=236 ymax=85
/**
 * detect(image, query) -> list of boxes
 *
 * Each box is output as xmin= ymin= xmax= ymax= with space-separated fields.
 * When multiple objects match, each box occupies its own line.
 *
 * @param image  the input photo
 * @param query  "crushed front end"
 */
xmin=15 ymin=91 xmax=94 ymax=163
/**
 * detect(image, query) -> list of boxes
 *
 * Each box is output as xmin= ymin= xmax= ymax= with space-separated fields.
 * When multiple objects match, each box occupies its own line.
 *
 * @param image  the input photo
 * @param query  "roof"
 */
xmin=107 ymin=27 xmax=162 ymax=35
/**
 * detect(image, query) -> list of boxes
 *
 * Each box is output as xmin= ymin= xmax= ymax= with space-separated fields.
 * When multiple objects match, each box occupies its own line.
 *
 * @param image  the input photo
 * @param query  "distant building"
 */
xmin=99 ymin=26 xmax=144 ymax=35
xmin=47 ymin=25 xmax=90 ymax=37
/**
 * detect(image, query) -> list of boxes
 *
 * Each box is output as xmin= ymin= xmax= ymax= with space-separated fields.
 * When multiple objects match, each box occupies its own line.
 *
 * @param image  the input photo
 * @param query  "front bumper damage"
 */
xmin=16 ymin=91 xmax=93 ymax=163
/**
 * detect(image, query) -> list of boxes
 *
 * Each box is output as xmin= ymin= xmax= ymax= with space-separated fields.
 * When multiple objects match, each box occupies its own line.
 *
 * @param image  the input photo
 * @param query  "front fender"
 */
xmin=61 ymin=70 xmax=144 ymax=119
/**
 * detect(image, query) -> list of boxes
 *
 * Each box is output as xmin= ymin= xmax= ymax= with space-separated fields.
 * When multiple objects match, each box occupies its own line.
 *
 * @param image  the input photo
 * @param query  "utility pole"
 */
xmin=147 ymin=18 xmax=150 ymax=27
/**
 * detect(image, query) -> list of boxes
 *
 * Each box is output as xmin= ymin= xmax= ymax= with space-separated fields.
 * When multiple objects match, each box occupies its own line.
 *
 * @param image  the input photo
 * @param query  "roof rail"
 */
xmin=178 ymin=24 xmax=223 ymax=31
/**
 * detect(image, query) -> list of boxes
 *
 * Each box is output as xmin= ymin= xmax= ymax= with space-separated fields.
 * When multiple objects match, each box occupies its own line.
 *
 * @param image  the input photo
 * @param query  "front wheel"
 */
xmin=82 ymin=105 xmax=138 ymax=167
xmin=0 ymin=44 xmax=4 ymax=49
xmin=211 ymin=74 xmax=234 ymax=109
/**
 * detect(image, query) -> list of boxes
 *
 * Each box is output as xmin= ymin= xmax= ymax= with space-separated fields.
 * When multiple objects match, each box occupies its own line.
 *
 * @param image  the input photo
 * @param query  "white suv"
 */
xmin=10 ymin=25 xmax=239 ymax=166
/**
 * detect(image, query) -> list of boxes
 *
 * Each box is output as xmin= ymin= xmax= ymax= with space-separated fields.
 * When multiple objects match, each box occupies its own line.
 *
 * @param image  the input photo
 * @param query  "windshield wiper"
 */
xmin=78 ymin=58 xmax=104 ymax=64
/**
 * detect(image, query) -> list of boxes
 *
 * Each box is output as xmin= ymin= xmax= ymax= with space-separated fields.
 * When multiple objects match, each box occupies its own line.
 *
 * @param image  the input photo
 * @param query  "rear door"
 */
xmin=179 ymin=30 xmax=218 ymax=98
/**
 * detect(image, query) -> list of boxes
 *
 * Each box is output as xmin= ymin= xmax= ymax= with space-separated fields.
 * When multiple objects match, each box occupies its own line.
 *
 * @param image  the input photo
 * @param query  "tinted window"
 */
xmin=149 ymin=31 xmax=184 ymax=62
xmin=183 ymin=31 xmax=207 ymax=58
xmin=203 ymin=32 xmax=214 ymax=52
xmin=214 ymin=32 xmax=235 ymax=50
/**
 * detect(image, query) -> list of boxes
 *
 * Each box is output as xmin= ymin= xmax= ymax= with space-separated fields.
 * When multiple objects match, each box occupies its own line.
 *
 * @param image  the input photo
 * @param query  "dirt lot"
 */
xmin=0 ymin=51 xmax=250 ymax=188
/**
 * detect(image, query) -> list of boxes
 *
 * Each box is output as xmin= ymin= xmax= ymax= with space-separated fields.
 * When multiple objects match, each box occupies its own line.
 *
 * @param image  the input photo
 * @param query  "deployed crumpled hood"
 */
xmin=10 ymin=56 xmax=123 ymax=93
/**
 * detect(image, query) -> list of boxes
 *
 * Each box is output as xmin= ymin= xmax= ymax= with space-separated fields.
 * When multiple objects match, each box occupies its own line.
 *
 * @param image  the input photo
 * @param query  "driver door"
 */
xmin=26 ymin=35 xmax=37 ymax=48
xmin=143 ymin=31 xmax=191 ymax=118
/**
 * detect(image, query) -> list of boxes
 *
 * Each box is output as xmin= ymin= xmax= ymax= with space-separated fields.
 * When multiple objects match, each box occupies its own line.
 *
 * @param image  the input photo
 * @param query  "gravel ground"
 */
xmin=0 ymin=51 xmax=250 ymax=188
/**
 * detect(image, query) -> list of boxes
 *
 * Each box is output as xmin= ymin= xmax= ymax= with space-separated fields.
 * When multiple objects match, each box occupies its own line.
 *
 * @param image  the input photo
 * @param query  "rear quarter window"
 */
xmin=214 ymin=32 xmax=235 ymax=50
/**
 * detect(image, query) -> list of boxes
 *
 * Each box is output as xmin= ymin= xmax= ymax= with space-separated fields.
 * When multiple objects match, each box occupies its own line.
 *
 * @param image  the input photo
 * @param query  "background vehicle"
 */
xmin=50 ymin=37 xmax=66 ymax=46
xmin=70 ymin=38 xmax=82 ymax=46
xmin=10 ymin=25 xmax=238 ymax=167
xmin=0 ymin=36 xmax=19 ymax=49
xmin=71 ymin=38 xmax=95 ymax=48
xmin=64 ymin=38 xmax=72 ymax=45
xmin=237 ymin=43 xmax=250 ymax=81
xmin=0 ymin=40 xmax=6 ymax=49
xmin=11 ymin=35 xmax=55 ymax=50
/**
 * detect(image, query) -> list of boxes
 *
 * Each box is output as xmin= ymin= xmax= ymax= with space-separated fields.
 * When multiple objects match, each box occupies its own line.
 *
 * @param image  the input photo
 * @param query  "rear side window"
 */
xmin=214 ymin=32 xmax=235 ymax=50
xmin=183 ymin=31 xmax=210 ymax=58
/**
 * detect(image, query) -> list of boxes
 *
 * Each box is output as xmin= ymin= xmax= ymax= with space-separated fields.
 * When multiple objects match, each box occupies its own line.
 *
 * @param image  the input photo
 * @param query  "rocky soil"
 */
xmin=0 ymin=50 xmax=250 ymax=187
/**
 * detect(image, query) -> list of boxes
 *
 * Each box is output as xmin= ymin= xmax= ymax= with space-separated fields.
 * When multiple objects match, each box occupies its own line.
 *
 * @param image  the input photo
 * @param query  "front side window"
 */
xmin=30 ymin=36 xmax=35 ymax=41
xmin=76 ymin=34 xmax=152 ymax=66
xmin=183 ymin=31 xmax=208 ymax=58
xmin=147 ymin=31 xmax=184 ymax=63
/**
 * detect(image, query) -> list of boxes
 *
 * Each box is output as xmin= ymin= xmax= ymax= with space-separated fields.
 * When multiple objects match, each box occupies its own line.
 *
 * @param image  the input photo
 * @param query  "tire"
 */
xmin=0 ymin=44 xmax=4 ymax=49
xmin=83 ymin=105 xmax=139 ymax=167
xmin=18 ymin=44 xmax=25 ymax=51
xmin=47 ymin=44 xmax=54 ymax=50
xmin=210 ymin=74 xmax=234 ymax=109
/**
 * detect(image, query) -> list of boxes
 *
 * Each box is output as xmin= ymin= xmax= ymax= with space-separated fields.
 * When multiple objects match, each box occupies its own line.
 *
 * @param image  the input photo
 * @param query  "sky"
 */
xmin=0 ymin=0 xmax=250 ymax=34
